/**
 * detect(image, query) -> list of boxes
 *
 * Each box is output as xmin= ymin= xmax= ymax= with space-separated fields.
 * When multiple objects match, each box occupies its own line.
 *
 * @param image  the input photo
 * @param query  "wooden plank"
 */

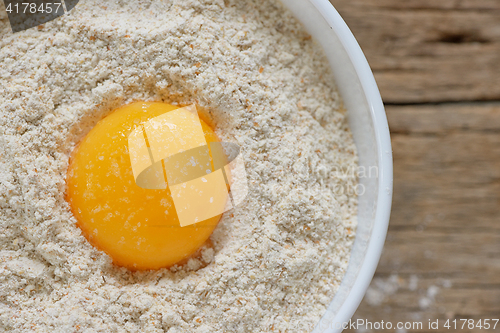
xmin=387 ymin=104 xmax=500 ymax=230
xmin=344 ymin=104 xmax=500 ymax=332
xmin=341 ymin=0 xmax=500 ymax=11
xmin=331 ymin=0 xmax=500 ymax=103
xmin=380 ymin=231 xmax=500 ymax=273
xmin=387 ymin=103 xmax=500 ymax=134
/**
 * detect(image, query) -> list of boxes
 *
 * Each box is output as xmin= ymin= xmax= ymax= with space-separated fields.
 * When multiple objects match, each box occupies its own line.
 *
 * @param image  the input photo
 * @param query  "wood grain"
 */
xmin=343 ymin=104 xmax=500 ymax=332
xmin=328 ymin=1 xmax=500 ymax=330
xmin=331 ymin=0 xmax=500 ymax=103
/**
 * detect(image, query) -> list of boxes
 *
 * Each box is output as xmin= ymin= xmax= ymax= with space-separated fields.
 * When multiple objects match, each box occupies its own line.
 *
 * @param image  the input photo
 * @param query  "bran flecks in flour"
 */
xmin=0 ymin=0 xmax=358 ymax=331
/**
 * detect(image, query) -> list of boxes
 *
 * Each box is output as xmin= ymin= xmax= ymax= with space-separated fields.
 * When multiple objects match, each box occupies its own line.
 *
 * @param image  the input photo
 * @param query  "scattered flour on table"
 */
xmin=0 ymin=0 xmax=358 ymax=331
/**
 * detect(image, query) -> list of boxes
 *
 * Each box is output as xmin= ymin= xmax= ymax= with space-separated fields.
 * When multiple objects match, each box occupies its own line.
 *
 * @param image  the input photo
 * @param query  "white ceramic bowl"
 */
xmin=279 ymin=0 xmax=393 ymax=331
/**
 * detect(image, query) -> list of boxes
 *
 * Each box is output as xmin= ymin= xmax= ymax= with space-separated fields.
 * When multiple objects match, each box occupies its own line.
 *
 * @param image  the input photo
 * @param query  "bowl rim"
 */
xmin=307 ymin=0 xmax=394 ymax=331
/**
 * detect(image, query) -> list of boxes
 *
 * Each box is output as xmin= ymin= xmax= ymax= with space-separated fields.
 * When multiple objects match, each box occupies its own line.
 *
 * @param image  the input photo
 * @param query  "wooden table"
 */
xmin=330 ymin=1 xmax=500 ymax=332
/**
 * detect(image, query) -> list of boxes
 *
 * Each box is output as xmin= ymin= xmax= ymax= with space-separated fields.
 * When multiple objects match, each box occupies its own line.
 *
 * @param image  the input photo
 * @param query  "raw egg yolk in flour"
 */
xmin=66 ymin=102 xmax=227 ymax=270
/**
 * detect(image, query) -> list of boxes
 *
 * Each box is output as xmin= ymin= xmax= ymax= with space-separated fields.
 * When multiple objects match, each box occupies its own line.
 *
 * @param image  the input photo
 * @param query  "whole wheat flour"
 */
xmin=0 ymin=0 xmax=358 ymax=332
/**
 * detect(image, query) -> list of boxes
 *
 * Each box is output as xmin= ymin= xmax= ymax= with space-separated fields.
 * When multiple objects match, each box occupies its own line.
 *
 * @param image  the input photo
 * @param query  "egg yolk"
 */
xmin=66 ymin=101 xmax=225 ymax=270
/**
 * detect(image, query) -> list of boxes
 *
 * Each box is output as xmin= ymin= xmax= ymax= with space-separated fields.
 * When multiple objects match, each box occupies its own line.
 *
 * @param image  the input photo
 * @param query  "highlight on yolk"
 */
xmin=66 ymin=101 xmax=227 ymax=270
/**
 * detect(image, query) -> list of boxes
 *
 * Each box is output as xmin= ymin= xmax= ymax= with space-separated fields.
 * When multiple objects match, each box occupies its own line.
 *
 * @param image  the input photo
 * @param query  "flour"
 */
xmin=0 ymin=0 xmax=358 ymax=331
